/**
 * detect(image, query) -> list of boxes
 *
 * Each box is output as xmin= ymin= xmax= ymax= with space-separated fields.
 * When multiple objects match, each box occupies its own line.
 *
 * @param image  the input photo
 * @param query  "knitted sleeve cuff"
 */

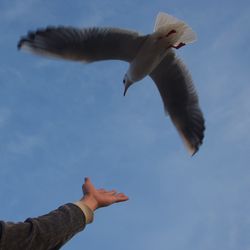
xmin=73 ymin=202 xmax=94 ymax=224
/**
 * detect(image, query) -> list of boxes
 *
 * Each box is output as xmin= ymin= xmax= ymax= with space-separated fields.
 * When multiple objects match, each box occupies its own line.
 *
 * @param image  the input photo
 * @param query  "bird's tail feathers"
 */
xmin=154 ymin=12 xmax=197 ymax=47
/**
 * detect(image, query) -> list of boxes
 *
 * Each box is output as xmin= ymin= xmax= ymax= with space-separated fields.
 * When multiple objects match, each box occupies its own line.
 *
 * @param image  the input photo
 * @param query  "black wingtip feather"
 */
xmin=17 ymin=40 xmax=22 ymax=50
xmin=17 ymin=36 xmax=28 ymax=50
xmin=17 ymin=31 xmax=35 ymax=50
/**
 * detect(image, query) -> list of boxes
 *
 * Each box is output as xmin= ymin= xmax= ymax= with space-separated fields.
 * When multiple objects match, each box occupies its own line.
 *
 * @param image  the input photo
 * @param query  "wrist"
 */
xmin=81 ymin=196 xmax=98 ymax=211
xmin=74 ymin=201 xmax=94 ymax=224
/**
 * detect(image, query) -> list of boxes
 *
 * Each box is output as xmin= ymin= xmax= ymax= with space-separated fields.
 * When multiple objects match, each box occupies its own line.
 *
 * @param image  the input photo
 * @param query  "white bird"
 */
xmin=18 ymin=12 xmax=205 ymax=155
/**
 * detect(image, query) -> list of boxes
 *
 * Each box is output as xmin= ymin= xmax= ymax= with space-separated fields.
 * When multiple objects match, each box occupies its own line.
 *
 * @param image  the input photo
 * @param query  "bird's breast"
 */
xmin=127 ymin=37 xmax=168 ymax=82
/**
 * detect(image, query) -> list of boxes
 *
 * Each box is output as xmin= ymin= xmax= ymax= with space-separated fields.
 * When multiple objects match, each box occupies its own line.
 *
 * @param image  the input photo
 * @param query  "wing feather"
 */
xmin=18 ymin=26 xmax=147 ymax=62
xmin=150 ymin=50 xmax=205 ymax=155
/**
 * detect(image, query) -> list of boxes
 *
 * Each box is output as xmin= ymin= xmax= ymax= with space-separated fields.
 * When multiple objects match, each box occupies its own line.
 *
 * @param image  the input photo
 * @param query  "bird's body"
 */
xmin=18 ymin=12 xmax=205 ymax=155
xmin=127 ymin=20 xmax=193 ymax=83
xmin=127 ymin=33 xmax=167 ymax=83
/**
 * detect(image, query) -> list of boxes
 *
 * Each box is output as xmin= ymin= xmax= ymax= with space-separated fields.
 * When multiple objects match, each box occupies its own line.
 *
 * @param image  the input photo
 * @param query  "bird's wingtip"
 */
xmin=179 ymin=131 xmax=203 ymax=156
xmin=17 ymin=37 xmax=28 ymax=50
xmin=190 ymin=147 xmax=198 ymax=157
xmin=17 ymin=40 xmax=22 ymax=50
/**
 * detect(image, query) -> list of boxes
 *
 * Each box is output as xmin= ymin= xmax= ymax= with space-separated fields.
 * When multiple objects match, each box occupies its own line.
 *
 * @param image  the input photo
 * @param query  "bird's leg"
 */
xmin=158 ymin=29 xmax=186 ymax=50
xmin=166 ymin=42 xmax=186 ymax=50
xmin=172 ymin=42 xmax=186 ymax=49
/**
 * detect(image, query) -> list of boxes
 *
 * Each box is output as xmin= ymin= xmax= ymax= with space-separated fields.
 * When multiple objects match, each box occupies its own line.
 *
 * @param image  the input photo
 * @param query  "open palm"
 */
xmin=81 ymin=178 xmax=129 ymax=211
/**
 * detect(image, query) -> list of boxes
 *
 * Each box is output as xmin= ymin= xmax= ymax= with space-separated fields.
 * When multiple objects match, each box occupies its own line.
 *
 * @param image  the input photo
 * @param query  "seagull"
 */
xmin=18 ymin=12 xmax=205 ymax=155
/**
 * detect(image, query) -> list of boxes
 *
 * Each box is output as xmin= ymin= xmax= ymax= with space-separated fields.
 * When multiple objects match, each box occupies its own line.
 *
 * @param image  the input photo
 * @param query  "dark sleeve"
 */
xmin=0 ymin=203 xmax=86 ymax=250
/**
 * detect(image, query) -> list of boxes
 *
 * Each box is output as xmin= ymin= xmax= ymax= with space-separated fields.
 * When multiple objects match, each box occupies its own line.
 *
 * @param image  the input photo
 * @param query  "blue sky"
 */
xmin=1 ymin=0 xmax=250 ymax=249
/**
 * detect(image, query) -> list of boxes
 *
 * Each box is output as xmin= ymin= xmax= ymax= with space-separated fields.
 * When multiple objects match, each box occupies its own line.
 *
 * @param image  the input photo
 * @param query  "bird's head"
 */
xmin=123 ymin=73 xmax=134 ymax=96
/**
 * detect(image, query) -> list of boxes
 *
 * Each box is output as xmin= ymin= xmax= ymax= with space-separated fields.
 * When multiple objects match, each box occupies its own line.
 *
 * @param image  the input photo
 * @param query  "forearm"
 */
xmin=0 ymin=203 xmax=86 ymax=250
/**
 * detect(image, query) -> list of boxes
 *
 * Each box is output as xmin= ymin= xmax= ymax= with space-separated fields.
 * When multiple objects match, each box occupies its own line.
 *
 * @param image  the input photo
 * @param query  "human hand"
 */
xmin=78 ymin=177 xmax=129 ymax=211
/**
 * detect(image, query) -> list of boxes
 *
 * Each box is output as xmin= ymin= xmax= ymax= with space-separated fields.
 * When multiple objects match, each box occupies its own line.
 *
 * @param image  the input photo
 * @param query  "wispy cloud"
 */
xmin=0 ymin=0 xmax=39 ymax=22
xmin=0 ymin=107 xmax=11 ymax=128
xmin=212 ymin=8 xmax=250 ymax=51
xmin=222 ymin=86 xmax=250 ymax=143
xmin=7 ymin=133 xmax=44 ymax=155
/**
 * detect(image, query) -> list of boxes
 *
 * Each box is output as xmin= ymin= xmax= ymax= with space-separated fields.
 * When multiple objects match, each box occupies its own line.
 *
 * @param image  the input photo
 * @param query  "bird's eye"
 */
xmin=123 ymin=79 xmax=126 ymax=84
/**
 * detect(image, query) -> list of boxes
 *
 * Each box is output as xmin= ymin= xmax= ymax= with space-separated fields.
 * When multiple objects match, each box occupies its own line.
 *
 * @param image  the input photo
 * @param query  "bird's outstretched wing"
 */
xmin=18 ymin=27 xmax=147 ymax=62
xmin=150 ymin=51 xmax=205 ymax=155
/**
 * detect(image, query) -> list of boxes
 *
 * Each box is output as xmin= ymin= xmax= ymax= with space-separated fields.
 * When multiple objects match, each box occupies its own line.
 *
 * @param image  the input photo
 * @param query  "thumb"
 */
xmin=82 ymin=177 xmax=95 ymax=194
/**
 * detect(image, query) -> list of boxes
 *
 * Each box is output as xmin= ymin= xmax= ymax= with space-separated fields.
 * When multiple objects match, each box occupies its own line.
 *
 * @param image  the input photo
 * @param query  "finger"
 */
xmin=115 ymin=193 xmax=129 ymax=202
xmin=97 ymin=189 xmax=117 ymax=195
xmin=116 ymin=193 xmax=128 ymax=198
xmin=97 ymin=188 xmax=106 ymax=193
xmin=82 ymin=177 xmax=95 ymax=194
xmin=106 ymin=189 xmax=117 ymax=195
